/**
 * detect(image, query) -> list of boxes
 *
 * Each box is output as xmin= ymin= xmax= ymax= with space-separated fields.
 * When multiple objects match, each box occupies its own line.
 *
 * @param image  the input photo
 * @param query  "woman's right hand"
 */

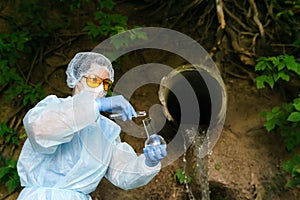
xmin=96 ymin=95 xmax=137 ymax=121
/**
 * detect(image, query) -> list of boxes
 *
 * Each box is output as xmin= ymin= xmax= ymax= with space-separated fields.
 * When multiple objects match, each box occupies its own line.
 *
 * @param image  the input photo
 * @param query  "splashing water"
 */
xmin=184 ymin=126 xmax=210 ymax=200
xmin=197 ymin=127 xmax=210 ymax=200
xmin=183 ymin=128 xmax=195 ymax=200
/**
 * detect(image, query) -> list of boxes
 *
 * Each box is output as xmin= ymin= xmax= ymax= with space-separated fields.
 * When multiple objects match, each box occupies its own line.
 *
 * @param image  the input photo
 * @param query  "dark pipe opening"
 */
xmin=159 ymin=65 xmax=226 ymax=146
xmin=165 ymin=69 xmax=212 ymax=127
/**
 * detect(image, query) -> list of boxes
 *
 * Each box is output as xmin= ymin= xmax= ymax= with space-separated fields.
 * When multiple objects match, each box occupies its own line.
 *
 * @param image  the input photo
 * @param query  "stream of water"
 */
xmin=184 ymin=127 xmax=210 ymax=200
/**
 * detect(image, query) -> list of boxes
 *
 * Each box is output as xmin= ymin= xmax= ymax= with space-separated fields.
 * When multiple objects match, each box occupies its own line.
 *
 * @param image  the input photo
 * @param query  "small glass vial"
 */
xmin=142 ymin=117 xmax=166 ymax=147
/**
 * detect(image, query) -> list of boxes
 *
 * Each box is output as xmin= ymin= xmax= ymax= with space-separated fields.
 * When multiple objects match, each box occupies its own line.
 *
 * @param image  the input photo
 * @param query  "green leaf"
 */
xmin=271 ymin=56 xmax=280 ymax=67
xmin=266 ymin=62 xmax=274 ymax=70
xmin=264 ymin=119 xmax=276 ymax=132
xmin=293 ymin=40 xmax=300 ymax=46
xmin=293 ymin=96 xmax=300 ymax=106
xmin=6 ymin=179 xmax=19 ymax=193
xmin=285 ymin=139 xmax=296 ymax=151
xmin=286 ymin=179 xmax=299 ymax=188
xmin=256 ymin=56 xmax=267 ymax=62
xmin=0 ymin=167 xmax=10 ymax=179
xmin=110 ymin=35 xmax=130 ymax=49
xmin=259 ymin=111 xmax=268 ymax=117
xmin=259 ymin=75 xmax=275 ymax=88
xmin=273 ymin=73 xmax=279 ymax=82
xmin=255 ymin=75 xmax=270 ymax=89
xmin=272 ymin=106 xmax=281 ymax=113
xmin=99 ymin=0 xmax=115 ymax=10
xmin=287 ymin=9 xmax=294 ymax=16
xmin=295 ymin=167 xmax=300 ymax=174
xmin=287 ymin=112 xmax=300 ymax=122
xmin=291 ymin=63 xmax=300 ymax=75
xmin=255 ymin=61 xmax=267 ymax=71
xmin=282 ymin=160 xmax=293 ymax=172
xmin=276 ymin=11 xmax=284 ymax=17
xmin=277 ymin=71 xmax=290 ymax=81
xmin=294 ymin=102 xmax=300 ymax=112
xmin=265 ymin=110 xmax=276 ymax=121
xmin=136 ymin=31 xmax=148 ymax=40
xmin=19 ymin=133 xmax=27 ymax=139
xmin=282 ymin=102 xmax=294 ymax=112
xmin=285 ymin=56 xmax=300 ymax=75
xmin=277 ymin=61 xmax=285 ymax=71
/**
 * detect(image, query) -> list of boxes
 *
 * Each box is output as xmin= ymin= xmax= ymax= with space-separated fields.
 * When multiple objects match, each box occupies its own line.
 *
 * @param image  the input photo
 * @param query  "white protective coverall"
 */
xmin=17 ymin=90 xmax=160 ymax=199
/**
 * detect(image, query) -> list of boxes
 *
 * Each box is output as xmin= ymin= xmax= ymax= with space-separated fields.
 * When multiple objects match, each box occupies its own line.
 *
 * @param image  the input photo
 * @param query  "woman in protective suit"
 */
xmin=17 ymin=52 xmax=167 ymax=199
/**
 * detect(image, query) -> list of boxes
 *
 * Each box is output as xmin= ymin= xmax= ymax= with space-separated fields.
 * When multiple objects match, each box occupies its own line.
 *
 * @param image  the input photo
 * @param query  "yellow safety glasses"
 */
xmin=83 ymin=75 xmax=112 ymax=91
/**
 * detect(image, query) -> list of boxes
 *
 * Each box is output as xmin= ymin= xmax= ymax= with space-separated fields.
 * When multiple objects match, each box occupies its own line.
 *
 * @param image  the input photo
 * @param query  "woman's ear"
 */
xmin=73 ymin=82 xmax=83 ymax=95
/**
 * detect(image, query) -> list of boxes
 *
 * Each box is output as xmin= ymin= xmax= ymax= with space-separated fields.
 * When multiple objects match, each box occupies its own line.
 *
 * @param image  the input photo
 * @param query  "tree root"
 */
xmin=44 ymin=37 xmax=78 ymax=56
xmin=248 ymin=0 xmax=265 ymax=41
xmin=227 ymin=60 xmax=256 ymax=82
xmin=210 ymin=0 xmax=226 ymax=58
xmin=162 ymin=1 xmax=174 ymax=26
xmin=134 ymin=0 xmax=162 ymax=11
xmin=209 ymin=26 xmax=225 ymax=58
xmin=216 ymin=0 xmax=226 ymax=29
xmin=225 ymin=27 xmax=253 ymax=57
xmin=223 ymin=4 xmax=252 ymax=32
xmin=25 ymin=49 xmax=40 ymax=84
xmin=0 ymin=187 xmax=21 ymax=200
xmin=5 ymin=106 xmax=24 ymax=126
xmin=225 ymin=69 xmax=250 ymax=80
xmin=169 ymin=0 xmax=204 ymax=29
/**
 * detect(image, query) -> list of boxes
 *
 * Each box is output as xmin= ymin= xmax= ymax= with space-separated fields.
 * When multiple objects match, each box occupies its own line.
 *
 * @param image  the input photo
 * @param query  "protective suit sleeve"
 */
xmin=23 ymin=91 xmax=99 ymax=154
xmin=105 ymin=139 xmax=161 ymax=190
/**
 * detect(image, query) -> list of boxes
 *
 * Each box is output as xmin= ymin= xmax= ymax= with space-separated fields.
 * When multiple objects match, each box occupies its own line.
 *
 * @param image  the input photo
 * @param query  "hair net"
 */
xmin=66 ymin=52 xmax=114 ymax=88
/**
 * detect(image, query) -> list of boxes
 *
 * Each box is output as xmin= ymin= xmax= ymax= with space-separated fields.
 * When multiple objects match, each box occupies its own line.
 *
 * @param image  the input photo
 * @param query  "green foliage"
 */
xmin=0 ymin=34 xmax=46 ymax=107
xmin=0 ymin=32 xmax=31 ymax=63
xmin=281 ymin=155 xmax=300 ymax=188
xmin=110 ymin=28 xmax=148 ymax=49
xmin=16 ymin=0 xmax=69 ymax=40
xmin=0 ymin=124 xmax=19 ymax=146
xmin=174 ymin=169 xmax=192 ymax=184
xmin=257 ymin=53 xmax=300 ymax=188
xmin=0 ymin=124 xmax=23 ymax=193
xmin=261 ymin=95 xmax=300 ymax=151
xmin=5 ymin=83 xmax=46 ymax=106
xmin=0 ymin=158 xmax=20 ymax=193
xmin=293 ymin=40 xmax=300 ymax=47
xmin=255 ymin=55 xmax=300 ymax=89
xmin=276 ymin=0 xmax=300 ymax=17
xmin=1 ymin=0 xmax=134 ymax=193
xmin=215 ymin=162 xmax=222 ymax=170
xmin=0 ymin=0 xmax=65 ymax=193
xmin=260 ymin=95 xmax=300 ymax=189
xmin=0 ymin=61 xmax=22 ymax=85
xmin=83 ymin=0 xmax=128 ymax=39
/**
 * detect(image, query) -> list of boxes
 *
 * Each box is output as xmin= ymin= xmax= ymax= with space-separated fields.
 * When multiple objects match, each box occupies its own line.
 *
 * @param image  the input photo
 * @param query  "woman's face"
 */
xmin=74 ymin=66 xmax=111 ymax=98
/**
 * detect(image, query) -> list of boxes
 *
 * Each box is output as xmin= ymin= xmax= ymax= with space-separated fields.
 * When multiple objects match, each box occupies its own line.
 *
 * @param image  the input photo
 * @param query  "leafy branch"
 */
xmin=256 ymin=53 xmax=300 ymax=188
xmin=261 ymin=95 xmax=300 ymax=151
xmin=255 ymin=55 xmax=300 ymax=89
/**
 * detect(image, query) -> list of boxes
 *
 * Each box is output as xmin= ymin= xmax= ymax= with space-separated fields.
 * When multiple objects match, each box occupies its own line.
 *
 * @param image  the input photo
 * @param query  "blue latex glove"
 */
xmin=96 ymin=95 xmax=137 ymax=121
xmin=143 ymin=144 xmax=167 ymax=167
